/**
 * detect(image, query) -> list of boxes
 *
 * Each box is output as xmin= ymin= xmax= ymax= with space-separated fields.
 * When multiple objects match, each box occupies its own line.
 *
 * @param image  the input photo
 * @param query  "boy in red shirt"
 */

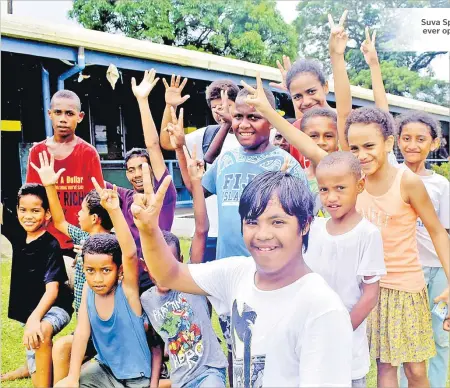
xmin=26 ymin=90 xmax=104 ymax=253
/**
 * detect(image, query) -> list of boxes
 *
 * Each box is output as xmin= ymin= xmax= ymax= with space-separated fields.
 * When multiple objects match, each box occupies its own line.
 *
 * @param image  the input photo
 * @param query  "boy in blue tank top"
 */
xmin=55 ymin=179 xmax=154 ymax=388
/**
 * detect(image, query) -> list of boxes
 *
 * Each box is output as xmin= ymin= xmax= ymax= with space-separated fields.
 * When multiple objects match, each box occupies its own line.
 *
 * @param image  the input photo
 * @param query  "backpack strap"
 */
xmin=202 ymin=125 xmax=221 ymax=155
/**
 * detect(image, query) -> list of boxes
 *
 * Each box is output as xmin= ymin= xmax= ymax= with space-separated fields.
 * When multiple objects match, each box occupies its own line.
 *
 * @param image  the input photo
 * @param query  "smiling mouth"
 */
xmin=254 ymin=246 xmax=277 ymax=252
xmin=239 ymin=132 xmax=254 ymax=138
xmin=327 ymin=205 xmax=341 ymax=210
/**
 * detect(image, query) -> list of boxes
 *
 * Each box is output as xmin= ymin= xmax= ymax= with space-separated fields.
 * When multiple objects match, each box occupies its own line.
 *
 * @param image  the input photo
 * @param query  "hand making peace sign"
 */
xmin=269 ymin=55 xmax=292 ymax=92
xmin=163 ymin=106 xmax=185 ymax=150
xmin=91 ymin=177 xmax=120 ymax=212
xmin=130 ymin=163 xmax=172 ymax=230
xmin=183 ymin=144 xmax=205 ymax=182
xmin=240 ymin=73 xmax=272 ymax=115
xmin=328 ymin=10 xmax=349 ymax=56
xmin=361 ymin=26 xmax=379 ymax=67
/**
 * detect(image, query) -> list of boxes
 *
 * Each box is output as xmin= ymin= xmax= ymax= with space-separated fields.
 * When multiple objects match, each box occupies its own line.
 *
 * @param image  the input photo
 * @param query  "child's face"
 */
xmin=17 ymin=195 xmax=50 ymax=233
xmin=398 ymin=122 xmax=438 ymax=164
xmin=78 ymin=198 xmax=93 ymax=232
xmin=273 ymin=131 xmax=290 ymax=152
xmin=48 ymin=97 xmax=84 ymax=138
xmin=83 ymin=253 xmax=120 ymax=295
xmin=302 ymin=116 xmax=338 ymax=153
xmin=289 ymin=73 xmax=328 ymax=114
xmin=232 ymin=98 xmax=272 ymax=151
xmin=210 ymin=97 xmax=235 ymax=124
xmin=316 ymin=164 xmax=364 ymax=220
xmin=243 ymin=194 xmax=305 ymax=274
xmin=348 ymin=123 xmax=394 ymax=176
xmin=126 ymin=156 xmax=151 ymax=193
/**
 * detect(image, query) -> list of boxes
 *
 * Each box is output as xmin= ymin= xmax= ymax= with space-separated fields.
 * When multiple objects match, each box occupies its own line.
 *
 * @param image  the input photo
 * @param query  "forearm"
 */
xmin=160 ymin=105 xmax=175 ymax=150
xmin=175 ymin=148 xmax=193 ymax=193
xmin=45 ymin=185 xmax=69 ymax=235
xmin=369 ymin=61 xmax=389 ymax=111
xmin=108 ymin=208 xmax=137 ymax=260
xmin=67 ymin=328 xmax=90 ymax=380
xmin=191 ymin=179 xmax=209 ymax=264
xmin=150 ymin=346 xmax=162 ymax=387
xmin=28 ymin=287 xmax=58 ymax=322
xmin=331 ymin=54 xmax=352 ymax=151
xmin=261 ymin=107 xmax=326 ymax=166
xmin=137 ymin=99 xmax=159 ymax=150
xmin=204 ymin=122 xmax=232 ymax=164
xmin=350 ymin=287 xmax=379 ymax=330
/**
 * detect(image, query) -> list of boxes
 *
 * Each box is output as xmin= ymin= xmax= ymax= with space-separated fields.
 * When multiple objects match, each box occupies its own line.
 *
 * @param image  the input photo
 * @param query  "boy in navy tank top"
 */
xmin=55 ymin=179 xmax=155 ymax=388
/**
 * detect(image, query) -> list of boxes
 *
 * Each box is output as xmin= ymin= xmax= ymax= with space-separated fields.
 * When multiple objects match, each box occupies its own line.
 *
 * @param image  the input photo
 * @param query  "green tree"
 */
xmin=69 ymin=0 xmax=298 ymax=66
xmin=293 ymin=0 xmax=449 ymax=106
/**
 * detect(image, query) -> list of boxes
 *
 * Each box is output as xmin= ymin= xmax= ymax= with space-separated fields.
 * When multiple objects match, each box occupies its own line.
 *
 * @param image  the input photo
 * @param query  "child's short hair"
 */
xmin=50 ymin=90 xmax=81 ymax=111
xmin=82 ymin=234 xmax=122 ymax=267
xmin=300 ymin=108 xmax=337 ymax=132
xmin=396 ymin=111 xmax=441 ymax=139
xmin=237 ymin=87 xmax=276 ymax=109
xmin=317 ymin=151 xmax=362 ymax=180
xmin=84 ymin=190 xmax=113 ymax=230
xmin=17 ymin=183 xmax=49 ymax=211
xmin=205 ymin=80 xmax=240 ymax=107
xmin=239 ymin=171 xmax=314 ymax=251
xmin=162 ymin=230 xmax=181 ymax=262
xmin=345 ymin=107 xmax=395 ymax=140
xmin=125 ymin=148 xmax=151 ymax=167
xmin=286 ymin=59 xmax=327 ymax=91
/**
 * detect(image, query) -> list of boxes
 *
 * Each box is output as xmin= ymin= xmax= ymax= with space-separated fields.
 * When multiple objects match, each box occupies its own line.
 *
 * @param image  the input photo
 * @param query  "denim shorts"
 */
xmin=183 ymin=367 xmax=226 ymax=388
xmin=25 ymin=306 xmax=71 ymax=374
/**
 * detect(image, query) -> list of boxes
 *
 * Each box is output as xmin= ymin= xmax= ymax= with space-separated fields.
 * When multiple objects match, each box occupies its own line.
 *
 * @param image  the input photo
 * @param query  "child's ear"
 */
xmin=180 ymin=254 xmax=184 ymax=264
xmin=385 ymin=135 xmax=395 ymax=153
xmin=92 ymin=213 xmax=99 ymax=225
xmin=118 ymin=264 xmax=124 ymax=278
xmin=357 ymin=176 xmax=366 ymax=194
xmin=78 ymin=111 xmax=85 ymax=123
xmin=45 ymin=209 xmax=52 ymax=222
xmin=323 ymin=81 xmax=329 ymax=95
xmin=431 ymin=137 xmax=440 ymax=152
xmin=301 ymin=218 xmax=312 ymax=236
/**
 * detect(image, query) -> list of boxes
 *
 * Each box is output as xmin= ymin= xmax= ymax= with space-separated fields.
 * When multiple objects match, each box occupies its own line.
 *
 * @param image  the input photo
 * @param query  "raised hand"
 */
xmin=281 ymin=155 xmax=291 ymax=172
xmin=164 ymin=107 xmax=185 ymax=149
xmin=328 ymin=10 xmax=349 ymax=56
xmin=131 ymin=69 xmax=160 ymax=100
xmin=30 ymin=151 xmax=65 ymax=187
xmin=131 ymin=163 xmax=172 ymax=230
xmin=241 ymin=73 xmax=272 ymax=114
xmin=361 ymin=27 xmax=379 ymax=66
xmin=91 ymin=177 xmax=120 ymax=211
xmin=163 ymin=74 xmax=190 ymax=107
xmin=183 ymin=144 xmax=205 ymax=181
xmin=269 ymin=55 xmax=292 ymax=91
xmin=215 ymin=90 xmax=233 ymax=124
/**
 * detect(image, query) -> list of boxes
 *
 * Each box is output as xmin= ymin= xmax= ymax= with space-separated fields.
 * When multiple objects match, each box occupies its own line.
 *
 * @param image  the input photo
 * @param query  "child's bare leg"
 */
xmin=403 ymin=361 xmax=430 ymax=388
xmin=0 ymin=362 xmax=30 ymax=381
xmin=377 ymin=360 xmax=399 ymax=388
xmin=159 ymin=379 xmax=171 ymax=388
xmin=31 ymin=321 xmax=53 ymax=388
xmin=52 ymin=335 xmax=73 ymax=384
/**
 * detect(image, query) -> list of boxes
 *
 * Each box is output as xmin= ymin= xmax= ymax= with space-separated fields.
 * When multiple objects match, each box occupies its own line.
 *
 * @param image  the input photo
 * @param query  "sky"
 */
xmin=1 ymin=0 xmax=448 ymax=81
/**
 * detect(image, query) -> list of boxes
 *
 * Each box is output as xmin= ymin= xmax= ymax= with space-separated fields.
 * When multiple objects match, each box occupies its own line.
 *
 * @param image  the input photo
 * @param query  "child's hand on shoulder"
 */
xmin=131 ymin=69 xmax=160 ymax=101
xmin=184 ymin=144 xmax=205 ymax=182
xmin=361 ymin=27 xmax=379 ymax=67
xmin=131 ymin=163 xmax=172 ymax=231
xmin=163 ymin=107 xmax=185 ymax=150
xmin=23 ymin=318 xmax=44 ymax=350
xmin=241 ymin=73 xmax=272 ymax=114
xmin=269 ymin=55 xmax=291 ymax=91
xmin=163 ymin=74 xmax=190 ymax=107
xmin=215 ymin=90 xmax=233 ymax=124
xmin=30 ymin=152 xmax=65 ymax=187
xmin=328 ymin=10 xmax=349 ymax=56
xmin=54 ymin=376 xmax=79 ymax=388
xmin=91 ymin=178 xmax=120 ymax=212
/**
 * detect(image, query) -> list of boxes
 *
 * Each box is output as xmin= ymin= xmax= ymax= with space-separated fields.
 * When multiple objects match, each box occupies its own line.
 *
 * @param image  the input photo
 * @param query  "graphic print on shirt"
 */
xmin=155 ymin=295 xmax=203 ymax=370
xmin=222 ymin=173 xmax=257 ymax=205
xmin=231 ymin=300 xmax=265 ymax=387
xmin=359 ymin=206 xmax=391 ymax=229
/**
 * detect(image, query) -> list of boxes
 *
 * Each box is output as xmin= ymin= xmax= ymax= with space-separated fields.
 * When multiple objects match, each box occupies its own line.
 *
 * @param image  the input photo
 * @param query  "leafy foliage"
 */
xmin=432 ymin=162 xmax=449 ymax=180
xmin=69 ymin=0 xmax=298 ymax=66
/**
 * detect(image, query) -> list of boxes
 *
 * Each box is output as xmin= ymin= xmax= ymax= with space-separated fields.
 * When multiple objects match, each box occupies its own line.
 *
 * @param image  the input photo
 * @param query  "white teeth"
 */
xmin=258 ymin=247 xmax=275 ymax=251
xmin=240 ymin=133 xmax=253 ymax=137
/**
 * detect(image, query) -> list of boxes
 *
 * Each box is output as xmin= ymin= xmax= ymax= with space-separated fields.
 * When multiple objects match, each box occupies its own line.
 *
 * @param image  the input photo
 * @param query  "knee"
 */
xmin=52 ymin=336 xmax=73 ymax=360
xmin=403 ymin=363 xmax=427 ymax=381
xmin=35 ymin=322 xmax=54 ymax=351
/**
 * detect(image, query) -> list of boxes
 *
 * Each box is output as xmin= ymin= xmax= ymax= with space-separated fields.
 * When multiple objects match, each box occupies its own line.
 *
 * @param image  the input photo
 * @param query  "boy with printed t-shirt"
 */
xmin=132 ymin=164 xmax=353 ymax=387
xmin=26 ymin=90 xmax=104 ymax=252
xmin=304 ymin=152 xmax=386 ymax=387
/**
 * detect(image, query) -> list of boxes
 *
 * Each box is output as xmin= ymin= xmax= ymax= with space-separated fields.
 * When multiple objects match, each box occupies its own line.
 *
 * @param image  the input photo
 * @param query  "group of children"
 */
xmin=1 ymin=9 xmax=449 ymax=388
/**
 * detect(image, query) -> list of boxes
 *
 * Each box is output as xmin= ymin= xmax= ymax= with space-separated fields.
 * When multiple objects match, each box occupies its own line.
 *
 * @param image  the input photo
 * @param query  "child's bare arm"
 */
xmin=132 ymin=70 xmax=166 ymax=180
xmin=184 ymin=146 xmax=209 ymax=264
xmin=349 ymin=278 xmax=379 ymax=330
xmin=241 ymin=75 xmax=327 ymax=167
xmin=204 ymin=90 xmax=233 ymax=164
xmin=160 ymin=75 xmax=190 ymax=150
xmin=30 ymin=152 xmax=69 ymax=236
xmin=91 ymin=179 xmax=140 ymax=306
xmin=55 ymin=285 xmax=91 ymax=387
xmin=133 ymin=163 xmax=208 ymax=294
xmin=328 ymin=11 xmax=352 ymax=151
xmin=361 ymin=27 xmax=389 ymax=111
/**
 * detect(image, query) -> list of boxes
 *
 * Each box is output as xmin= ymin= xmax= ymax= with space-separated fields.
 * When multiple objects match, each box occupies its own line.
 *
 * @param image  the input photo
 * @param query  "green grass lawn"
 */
xmin=1 ymin=238 xmax=449 ymax=387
